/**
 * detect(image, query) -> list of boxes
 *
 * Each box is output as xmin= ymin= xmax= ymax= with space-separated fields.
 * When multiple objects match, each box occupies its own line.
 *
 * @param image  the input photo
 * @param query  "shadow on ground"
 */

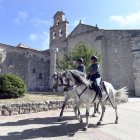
xmin=0 ymin=116 xmax=100 ymax=140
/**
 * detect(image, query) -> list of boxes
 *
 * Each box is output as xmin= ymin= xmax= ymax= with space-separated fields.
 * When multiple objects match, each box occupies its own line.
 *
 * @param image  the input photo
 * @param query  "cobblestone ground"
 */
xmin=0 ymin=99 xmax=140 ymax=140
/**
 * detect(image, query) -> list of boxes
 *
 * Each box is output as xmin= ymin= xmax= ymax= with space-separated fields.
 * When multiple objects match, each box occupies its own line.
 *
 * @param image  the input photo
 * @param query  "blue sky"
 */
xmin=1 ymin=0 xmax=140 ymax=50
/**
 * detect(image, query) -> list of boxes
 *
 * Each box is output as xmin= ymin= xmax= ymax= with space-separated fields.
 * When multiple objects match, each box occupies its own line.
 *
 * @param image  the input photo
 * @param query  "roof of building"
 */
xmin=53 ymin=11 xmax=65 ymax=18
xmin=16 ymin=43 xmax=29 ymax=48
xmin=67 ymin=21 xmax=99 ymax=38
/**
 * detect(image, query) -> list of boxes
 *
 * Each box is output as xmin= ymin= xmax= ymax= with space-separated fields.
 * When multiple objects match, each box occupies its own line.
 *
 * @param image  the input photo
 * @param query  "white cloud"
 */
xmin=109 ymin=11 xmax=140 ymax=26
xmin=30 ymin=18 xmax=51 ymax=28
xmin=29 ymin=31 xmax=49 ymax=50
xmin=29 ymin=33 xmax=37 ymax=41
xmin=19 ymin=11 xmax=29 ymax=19
xmin=14 ymin=11 xmax=29 ymax=24
xmin=14 ymin=11 xmax=51 ymax=30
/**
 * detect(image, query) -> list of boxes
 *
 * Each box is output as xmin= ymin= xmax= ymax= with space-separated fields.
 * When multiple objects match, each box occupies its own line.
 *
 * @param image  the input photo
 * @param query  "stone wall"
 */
xmin=0 ymin=100 xmax=75 ymax=116
xmin=131 ymin=36 xmax=140 ymax=96
xmin=0 ymin=44 xmax=50 ymax=91
xmin=0 ymin=97 xmax=128 ymax=116
xmin=0 ymin=95 xmax=128 ymax=116
xmin=103 ymin=30 xmax=135 ymax=93
xmin=66 ymin=29 xmax=135 ymax=93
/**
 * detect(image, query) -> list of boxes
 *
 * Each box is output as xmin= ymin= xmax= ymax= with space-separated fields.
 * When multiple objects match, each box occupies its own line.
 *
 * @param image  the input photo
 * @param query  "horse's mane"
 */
xmin=68 ymin=70 xmax=89 ymax=86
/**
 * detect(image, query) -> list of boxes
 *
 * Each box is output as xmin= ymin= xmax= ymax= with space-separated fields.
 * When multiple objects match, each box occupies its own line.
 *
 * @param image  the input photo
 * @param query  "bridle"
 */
xmin=53 ymin=72 xmax=74 ymax=89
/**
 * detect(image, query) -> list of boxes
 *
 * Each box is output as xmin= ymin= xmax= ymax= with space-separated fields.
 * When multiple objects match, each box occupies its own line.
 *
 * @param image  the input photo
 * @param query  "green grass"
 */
xmin=0 ymin=92 xmax=64 ymax=104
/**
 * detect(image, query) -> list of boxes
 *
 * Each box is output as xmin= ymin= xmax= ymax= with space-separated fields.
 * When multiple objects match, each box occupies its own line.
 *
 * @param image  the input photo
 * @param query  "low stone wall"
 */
xmin=0 ymin=96 xmax=128 ymax=116
xmin=0 ymin=100 xmax=75 ymax=116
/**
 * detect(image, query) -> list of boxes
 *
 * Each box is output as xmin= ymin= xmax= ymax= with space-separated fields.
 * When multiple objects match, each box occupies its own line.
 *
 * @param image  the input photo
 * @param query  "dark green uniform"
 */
xmin=77 ymin=65 xmax=85 ymax=73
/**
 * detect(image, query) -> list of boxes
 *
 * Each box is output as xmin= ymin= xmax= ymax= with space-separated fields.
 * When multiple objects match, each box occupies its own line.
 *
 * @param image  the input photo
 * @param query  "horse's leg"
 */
xmin=110 ymin=97 xmax=119 ymax=124
xmin=96 ymin=101 xmax=100 ymax=114
xmin=91 ymin=103 xmax=97 ymax=117
xmin=58 ymin=96 xmax=70 ymax=122
xmin=114 ymin=104 xmax=119 ymax=124
xmin=97 ymin=101 xmax=106 ymax=125
xmin=108 ymin=95 xmax=119 ymax=124
xmin=78 ymin=108 xmax=81 ymax=116
xmin=74 ymin=103 xmax=83 ymax=123
xmin=92 ymin=102 xmax=100 ymax=117
xmin=83 ymin=104 xmax=90 ymax=131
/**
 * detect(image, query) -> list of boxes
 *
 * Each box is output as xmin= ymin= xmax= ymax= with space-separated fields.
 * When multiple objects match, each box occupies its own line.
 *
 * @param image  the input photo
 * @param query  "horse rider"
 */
xmin=76 ymin=58 xmax=86 ymax=73
xmin=87 ymin=55 xmax=102 ymax=100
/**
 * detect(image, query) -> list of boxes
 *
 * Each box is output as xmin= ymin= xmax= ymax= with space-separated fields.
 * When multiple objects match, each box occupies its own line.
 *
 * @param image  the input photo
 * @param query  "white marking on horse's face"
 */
xmin=62 ymin=74 xmax=68 ymax=85
xmin=52 ymin=72 xmax=63 ymax=89
xmin=52 ymin=74 xmax=58 ymax=88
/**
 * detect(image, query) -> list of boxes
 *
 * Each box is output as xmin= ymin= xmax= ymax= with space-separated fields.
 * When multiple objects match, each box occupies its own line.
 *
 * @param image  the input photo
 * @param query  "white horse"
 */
xmin=52 ymin=72 xmax=100 ymax=122
xmin=53 ymin=70 xmax=128 ymax=131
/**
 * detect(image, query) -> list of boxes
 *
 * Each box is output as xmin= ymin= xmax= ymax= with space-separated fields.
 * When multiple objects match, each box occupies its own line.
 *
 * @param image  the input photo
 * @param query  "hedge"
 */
xmin=0 ymin=74 xmax=27 ymax=98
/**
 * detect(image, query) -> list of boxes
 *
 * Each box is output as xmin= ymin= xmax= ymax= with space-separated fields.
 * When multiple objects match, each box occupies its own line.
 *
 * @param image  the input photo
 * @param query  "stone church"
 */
xmin=0 ymin=11 xmax=140 ymax=96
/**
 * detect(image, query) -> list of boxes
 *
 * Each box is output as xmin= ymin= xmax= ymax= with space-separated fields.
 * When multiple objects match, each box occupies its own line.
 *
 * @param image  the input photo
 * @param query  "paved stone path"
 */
xmin=0 ymin=98 xmax=140 ymax=140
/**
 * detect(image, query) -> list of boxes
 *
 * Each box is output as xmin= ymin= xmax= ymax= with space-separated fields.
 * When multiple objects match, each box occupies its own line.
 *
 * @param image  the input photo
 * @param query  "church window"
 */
xmin=53 ymin=32 xmax=56 ymax=40
xmin=33 ymin=68 xmax=36 ymax=73
xmin=39 ymin=73 xmax=43 ymax=79
xmin=56 ymin=20 xmax=60 ymax=25
xmin=59 ymin=29 xmax=63 ymax=37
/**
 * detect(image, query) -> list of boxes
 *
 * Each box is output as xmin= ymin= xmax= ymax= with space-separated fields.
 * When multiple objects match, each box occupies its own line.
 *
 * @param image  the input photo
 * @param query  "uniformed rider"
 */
xmin=87 ymin=55 xmax=102 ymax=100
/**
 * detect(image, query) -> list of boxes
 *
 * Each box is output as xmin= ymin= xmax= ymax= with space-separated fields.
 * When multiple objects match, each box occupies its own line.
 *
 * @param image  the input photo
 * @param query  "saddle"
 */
xmin=89 ymin=80 xmax=106 ymax=93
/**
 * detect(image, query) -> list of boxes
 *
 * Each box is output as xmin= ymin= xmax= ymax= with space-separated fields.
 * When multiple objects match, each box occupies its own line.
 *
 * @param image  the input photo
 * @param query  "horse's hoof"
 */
xmin=83 ymin=127 xmax=87 ymax=131
xmin=97 ymin=121 xmax=101 ymax=125
xmin=80 ymin=119 xmax=83 ymax=123
xmin=92 ymin=114 xmax=96 ymax=117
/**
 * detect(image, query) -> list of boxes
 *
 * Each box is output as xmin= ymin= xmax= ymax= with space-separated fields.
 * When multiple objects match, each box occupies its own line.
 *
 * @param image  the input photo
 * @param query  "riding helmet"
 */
xmin=90 ymin=55 xmax=98 ymax=62
xmin=77 ymin=58 xmax=83 ymax=63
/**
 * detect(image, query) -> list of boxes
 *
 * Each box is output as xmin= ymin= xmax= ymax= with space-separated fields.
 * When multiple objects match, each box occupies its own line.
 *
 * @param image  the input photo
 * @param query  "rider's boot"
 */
xmin=97 ymin=86 xmax=102 ymax=101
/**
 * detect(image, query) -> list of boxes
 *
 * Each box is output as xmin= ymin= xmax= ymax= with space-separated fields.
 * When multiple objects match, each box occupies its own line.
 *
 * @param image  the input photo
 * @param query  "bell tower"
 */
xmin=49 ymin=11 xmax=69 ymax=46
xmin=49 ymin=11 xmax=69 ymax=90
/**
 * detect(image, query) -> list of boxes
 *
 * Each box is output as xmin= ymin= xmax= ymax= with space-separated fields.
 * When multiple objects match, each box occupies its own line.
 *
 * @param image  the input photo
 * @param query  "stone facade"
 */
xmin=131 ymin=37 xmax=140 ymax=96
xmin=0 ymin=43 xmax=50 ymax=91
xmin=1 ymin=11 xmax=140 ymax=96
xmin=50 ymin=11 xmax=140 ymax=96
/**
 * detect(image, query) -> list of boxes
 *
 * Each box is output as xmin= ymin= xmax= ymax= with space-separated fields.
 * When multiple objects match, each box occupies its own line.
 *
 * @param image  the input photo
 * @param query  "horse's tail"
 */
xmin=114 ymin=86 xmax=129 ymax=101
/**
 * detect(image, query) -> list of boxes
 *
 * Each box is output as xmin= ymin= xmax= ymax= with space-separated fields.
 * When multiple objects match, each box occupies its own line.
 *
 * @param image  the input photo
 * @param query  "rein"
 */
xmin=68 ymin=71 xmax=88 ymax=101
xmin=76 ymin=86 xmax=87 ymax=102
xmin=57 ymin=74 xmax=74 ymax=88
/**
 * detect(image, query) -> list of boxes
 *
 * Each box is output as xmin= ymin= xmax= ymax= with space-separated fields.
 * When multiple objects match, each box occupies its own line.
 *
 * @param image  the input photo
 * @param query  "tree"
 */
xmin=56 ymin=53 xmax=74 ymax=70
xmin=57 ymin=43 xmax=102 ymax=72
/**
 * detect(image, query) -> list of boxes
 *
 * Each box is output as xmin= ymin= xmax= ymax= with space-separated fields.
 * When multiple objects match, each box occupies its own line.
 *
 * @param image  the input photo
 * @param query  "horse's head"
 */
xmin=52 ymin=71 xmax=72 ymax=91
xmin=52 ymin=72 xmax=62 ymax=91
xmin=62 ymin=70 xmax=75 ymax=85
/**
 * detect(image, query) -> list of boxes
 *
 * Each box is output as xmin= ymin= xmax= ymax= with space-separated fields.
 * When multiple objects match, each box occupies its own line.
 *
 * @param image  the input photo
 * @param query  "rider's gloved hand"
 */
xmin=86 ymin=74 xmax=91 ymax=80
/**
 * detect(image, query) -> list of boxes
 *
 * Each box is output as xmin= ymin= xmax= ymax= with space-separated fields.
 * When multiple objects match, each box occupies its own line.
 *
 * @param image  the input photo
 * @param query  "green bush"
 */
xmin=0 ymin=74 xmax=27 ymax=99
